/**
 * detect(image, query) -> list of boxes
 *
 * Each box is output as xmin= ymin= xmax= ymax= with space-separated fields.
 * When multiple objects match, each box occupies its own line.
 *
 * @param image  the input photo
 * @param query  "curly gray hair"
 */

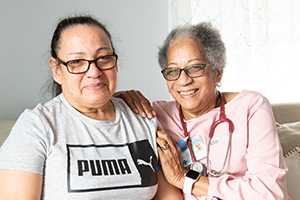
xmin=158 ymin=22 xmax=226 ymax=72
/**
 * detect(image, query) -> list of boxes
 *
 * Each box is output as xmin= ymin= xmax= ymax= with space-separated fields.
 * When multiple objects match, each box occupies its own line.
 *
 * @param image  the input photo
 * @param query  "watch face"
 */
xmin=185 ymin=169 xmax=200 ymax=179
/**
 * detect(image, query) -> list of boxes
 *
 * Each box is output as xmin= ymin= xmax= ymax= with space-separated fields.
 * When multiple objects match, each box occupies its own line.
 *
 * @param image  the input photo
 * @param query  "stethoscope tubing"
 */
xmin=179 ymin=91 xmax=235 ymax=177
xmin=179 ymin=107 xmax=197 ymax=163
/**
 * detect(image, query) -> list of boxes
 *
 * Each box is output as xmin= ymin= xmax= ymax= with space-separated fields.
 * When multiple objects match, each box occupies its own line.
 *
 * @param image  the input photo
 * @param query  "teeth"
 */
xmin=180 ymin=90 xmax=196 ymax=95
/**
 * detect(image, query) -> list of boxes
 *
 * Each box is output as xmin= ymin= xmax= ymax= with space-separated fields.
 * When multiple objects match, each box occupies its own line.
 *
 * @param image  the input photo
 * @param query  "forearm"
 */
xmin=190 ymin=176 xmax=210 ymax=197
xmin=153 ymin=169 xmax=183 ymax=200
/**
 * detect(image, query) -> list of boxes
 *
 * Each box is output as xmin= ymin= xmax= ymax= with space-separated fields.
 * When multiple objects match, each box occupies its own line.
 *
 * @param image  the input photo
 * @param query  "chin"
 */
xmin=178 ymin=100 xmax=196 ymax=109
xmin=86 ymin=95 xmax=110 ymax=104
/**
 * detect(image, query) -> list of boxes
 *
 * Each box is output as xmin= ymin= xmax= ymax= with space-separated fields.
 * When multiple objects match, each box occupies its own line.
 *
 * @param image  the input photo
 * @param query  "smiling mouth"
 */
xmin=84 ymin=82 xmax=106 ymax=89
xmin=179 ymin=89 xmax=198 ymax=96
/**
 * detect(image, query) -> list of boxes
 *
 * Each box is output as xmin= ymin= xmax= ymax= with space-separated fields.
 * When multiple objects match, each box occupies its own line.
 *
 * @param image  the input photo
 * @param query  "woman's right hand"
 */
xmin=156 ymin=128 xmax=186 ymax=189
xmin=156 ymin=128 xmax=210 ymax=196
xmin=114 ymin=90 xmax=156 ymax=119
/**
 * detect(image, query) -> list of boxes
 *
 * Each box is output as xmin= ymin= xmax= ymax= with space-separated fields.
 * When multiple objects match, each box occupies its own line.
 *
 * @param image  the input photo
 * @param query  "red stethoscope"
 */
xmin=179 ymin=91 xmax=235 ymax=177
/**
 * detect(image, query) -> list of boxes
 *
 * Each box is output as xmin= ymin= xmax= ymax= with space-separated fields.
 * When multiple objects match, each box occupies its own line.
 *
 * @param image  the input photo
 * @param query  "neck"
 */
xmin=179 ymin=91 xmax=220 ymax=120
xmin=77 ymin=101 xmax=116 ymax=122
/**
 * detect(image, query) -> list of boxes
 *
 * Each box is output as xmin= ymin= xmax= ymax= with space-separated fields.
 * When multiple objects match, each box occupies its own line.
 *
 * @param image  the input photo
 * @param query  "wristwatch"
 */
xmin=183 ymin=169 xmax=201 ymax=195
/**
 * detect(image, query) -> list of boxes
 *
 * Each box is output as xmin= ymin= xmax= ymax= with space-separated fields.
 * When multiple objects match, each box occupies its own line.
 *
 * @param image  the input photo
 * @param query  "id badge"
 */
xmin=191 ymin=138 xmax=207 ymax=161
xmin=180 ymin=135 xmax=207 ymax=168
xmin=181 ymin=145 xmax=192 ymax=167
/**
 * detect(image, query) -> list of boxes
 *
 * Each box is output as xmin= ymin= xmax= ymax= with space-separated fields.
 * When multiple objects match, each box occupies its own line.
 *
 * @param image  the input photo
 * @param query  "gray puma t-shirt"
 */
xmin=0 ymin=94 xmax=158 ymax=199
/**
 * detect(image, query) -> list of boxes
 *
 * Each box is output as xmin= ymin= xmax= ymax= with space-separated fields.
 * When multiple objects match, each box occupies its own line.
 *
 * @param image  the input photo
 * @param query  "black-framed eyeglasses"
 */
xmin=57 ymin=53 xmax=118 ymax=74
xmin=161 ymin=64 xmax=209 ymax=81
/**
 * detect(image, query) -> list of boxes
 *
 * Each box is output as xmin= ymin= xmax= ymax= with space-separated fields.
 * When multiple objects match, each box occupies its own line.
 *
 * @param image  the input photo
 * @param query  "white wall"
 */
xmin=0 ymin=0 xmax=170 ymax=120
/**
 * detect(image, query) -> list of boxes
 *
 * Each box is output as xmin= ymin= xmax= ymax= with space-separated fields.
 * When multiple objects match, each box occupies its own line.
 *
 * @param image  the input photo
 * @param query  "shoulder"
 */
xmin=112 ymin=97 xmax=158 ymax=125
xmin=223 ymin=90 xmax=267 ymax=104
xmin=26 ymin=95 xmax=63 ymax=115
xmin=153 ymin=100 xmax=176 ymax=111
xmin=111 ymin=96 xmax=132 ymax=113
xmin=152 ymin=101 xmax=178 ymax=124
xmin=13 ymin=95 xmax=65 ymax=134
xmin=224 ymin=90 xmax=271 ymax=113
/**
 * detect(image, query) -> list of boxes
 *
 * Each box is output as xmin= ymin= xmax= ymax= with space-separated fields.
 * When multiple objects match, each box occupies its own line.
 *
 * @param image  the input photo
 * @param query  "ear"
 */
xmin=214 ymin=67 xmax=223 ymax=83
xmin=49 ymin=57 xmax=62 ymax=85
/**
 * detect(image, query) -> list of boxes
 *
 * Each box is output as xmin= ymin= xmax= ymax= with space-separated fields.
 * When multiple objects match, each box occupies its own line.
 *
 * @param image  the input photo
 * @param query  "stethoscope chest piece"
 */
xmin=190 ymin=161 xmax=207 ymax=176
xmin=190 ymin=162 xmax=203 ymax=173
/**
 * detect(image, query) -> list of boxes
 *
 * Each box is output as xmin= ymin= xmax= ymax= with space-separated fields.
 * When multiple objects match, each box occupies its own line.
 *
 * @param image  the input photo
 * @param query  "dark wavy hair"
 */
xmin=50 ymin=15 xmax=114 ymax=97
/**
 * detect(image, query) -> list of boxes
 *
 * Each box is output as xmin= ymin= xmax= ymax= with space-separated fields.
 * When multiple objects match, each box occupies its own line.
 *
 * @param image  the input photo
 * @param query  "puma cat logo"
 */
xmin=137 ymin=156 xmax=154 ymax=172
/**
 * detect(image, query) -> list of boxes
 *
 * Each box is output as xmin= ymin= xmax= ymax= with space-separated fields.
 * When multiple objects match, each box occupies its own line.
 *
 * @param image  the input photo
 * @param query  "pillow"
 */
xmin=283 ymin=147 xmax=300 ymax=200
xmin=276 ymin=121 xmax=300 ymax=155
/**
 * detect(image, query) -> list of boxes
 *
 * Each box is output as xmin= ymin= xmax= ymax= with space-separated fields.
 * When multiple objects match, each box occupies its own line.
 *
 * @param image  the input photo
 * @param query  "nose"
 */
xmin=177 ymin=69 xmax=193 ymax=85
xmin=86 ymin=62 xmax=102 ymax=77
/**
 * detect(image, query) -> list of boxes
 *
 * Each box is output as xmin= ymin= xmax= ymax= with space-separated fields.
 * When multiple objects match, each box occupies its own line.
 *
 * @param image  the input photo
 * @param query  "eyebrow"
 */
xmin=168 ymin=58 xmax=205 ymax=66
xmin=68 ymin=47 xmax=113 ymax=56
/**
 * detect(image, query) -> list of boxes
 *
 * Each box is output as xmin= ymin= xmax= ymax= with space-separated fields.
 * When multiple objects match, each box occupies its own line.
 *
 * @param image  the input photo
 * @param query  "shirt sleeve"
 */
xmin=207 ymin=94 xmax=290 ymax=200
xmin=0 ymin=110 xmax=49 ymax=175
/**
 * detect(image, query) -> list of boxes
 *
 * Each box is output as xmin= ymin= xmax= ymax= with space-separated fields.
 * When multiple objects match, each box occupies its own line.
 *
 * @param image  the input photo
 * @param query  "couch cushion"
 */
xmin=272 ymin=102 xmax=300 ymax=124
xmin=0 ymin=121 xmax=15 ymax=147
xmin=276 ymin=121 xmax=300 ymax=155
xmin=283 ymin=147 xmax=300 ymax=200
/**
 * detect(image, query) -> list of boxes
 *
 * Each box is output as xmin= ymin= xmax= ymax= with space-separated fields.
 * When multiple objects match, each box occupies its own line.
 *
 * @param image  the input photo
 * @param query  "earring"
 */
xmin=217 ymin=82 xmax=222 ymax=87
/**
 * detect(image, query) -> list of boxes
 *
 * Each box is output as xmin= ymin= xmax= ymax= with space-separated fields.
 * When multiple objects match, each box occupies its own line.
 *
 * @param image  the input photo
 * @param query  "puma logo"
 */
xmin=137 ymin=156 xmax=155 ymax=172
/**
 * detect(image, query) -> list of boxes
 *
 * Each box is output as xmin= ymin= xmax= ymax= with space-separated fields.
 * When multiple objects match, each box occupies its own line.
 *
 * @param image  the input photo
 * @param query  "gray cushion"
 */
xmin=276 ymin=121 xmax=300 ymax=155
xmin=283 ymin=147 xmax=300 ymax=200
xmin=272 ymin=103 xmax=300 ymax=124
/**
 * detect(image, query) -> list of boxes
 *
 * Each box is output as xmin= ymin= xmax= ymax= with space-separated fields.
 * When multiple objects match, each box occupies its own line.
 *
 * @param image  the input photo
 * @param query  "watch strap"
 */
xmin=183 ymin=170 xmax=201 ymax=195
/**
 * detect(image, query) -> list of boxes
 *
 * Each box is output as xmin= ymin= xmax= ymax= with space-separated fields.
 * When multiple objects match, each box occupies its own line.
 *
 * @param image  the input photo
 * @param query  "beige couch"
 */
xmin=271 ymin=102 xmax=300 ymax=155
xmin=0 ymin=120 xmax=15 ymax=147
xmin=1 ymin=103 xmax=300 ymax=149
xmin=0 ymin=102 xmax=300 ymax=199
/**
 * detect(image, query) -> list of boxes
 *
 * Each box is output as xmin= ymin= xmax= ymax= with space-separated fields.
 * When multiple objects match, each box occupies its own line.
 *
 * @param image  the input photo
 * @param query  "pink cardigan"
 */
xmin=153 ymin=90 xmax=290 ymax=200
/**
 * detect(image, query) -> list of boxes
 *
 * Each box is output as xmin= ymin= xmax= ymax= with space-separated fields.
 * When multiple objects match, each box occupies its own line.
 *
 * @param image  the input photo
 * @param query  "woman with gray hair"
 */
xmin=118 ymin=22 xmax=290 ymax=199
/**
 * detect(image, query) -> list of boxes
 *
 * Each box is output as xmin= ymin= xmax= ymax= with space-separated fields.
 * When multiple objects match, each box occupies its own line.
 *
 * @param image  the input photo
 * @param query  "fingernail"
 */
xmin=141 ymin=112 xmax=146 ymax=117
xmin=152 ymin=110 xmax=156 ymax=116
xmin=147 ymin=112 xmax=153 ymax=119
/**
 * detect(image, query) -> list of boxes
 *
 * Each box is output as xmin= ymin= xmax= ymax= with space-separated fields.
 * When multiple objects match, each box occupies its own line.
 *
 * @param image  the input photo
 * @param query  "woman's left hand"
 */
xmin=156 ymin=128 xmax=186 ymax=189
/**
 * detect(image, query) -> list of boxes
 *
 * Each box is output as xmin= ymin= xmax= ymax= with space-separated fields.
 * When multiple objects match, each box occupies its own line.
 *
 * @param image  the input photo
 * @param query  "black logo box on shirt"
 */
xmin=66 ymin=139 xmax=158 ymax=192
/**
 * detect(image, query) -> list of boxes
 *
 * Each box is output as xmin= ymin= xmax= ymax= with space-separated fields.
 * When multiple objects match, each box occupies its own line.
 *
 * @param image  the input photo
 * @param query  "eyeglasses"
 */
xmin=161 ymin=64 xmax=209 ymax=81
xmin=57 ymin=53 xmax=118 ymax=74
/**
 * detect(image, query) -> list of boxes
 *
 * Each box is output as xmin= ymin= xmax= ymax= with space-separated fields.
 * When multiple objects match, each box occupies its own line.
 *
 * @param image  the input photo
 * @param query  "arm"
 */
xmin=0 ymin=169 xmax=43 ymax=200
xmin=155 ymin=94 xmax=290 ymax=199
xmin=114 ymin=90 xmax=156 ymax=119
xmin=207 ymin=94 xmax=290 ymax=199
xmin=153 ymin=169 xmax=183 ymax=200
xmin=0 ymin=112 xmax=48 ymax=200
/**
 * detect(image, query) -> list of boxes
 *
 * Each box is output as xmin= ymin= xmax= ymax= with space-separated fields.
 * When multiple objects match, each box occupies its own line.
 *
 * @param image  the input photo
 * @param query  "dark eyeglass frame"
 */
xmin=57 ymin=53 xmax=118 ymax=74
xmin=161 ymin=64 xmax=209 ymax=81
